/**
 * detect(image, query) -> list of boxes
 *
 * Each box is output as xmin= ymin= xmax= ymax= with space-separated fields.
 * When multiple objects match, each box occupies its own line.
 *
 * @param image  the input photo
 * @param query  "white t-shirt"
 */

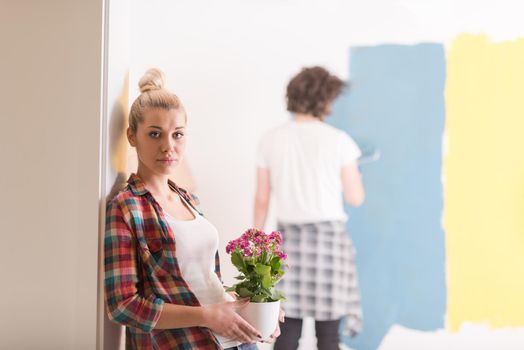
xmin=165 ymin=203 xmax=239 ymax=349
xmin=256 ymin=120 xmax=361 ymax=223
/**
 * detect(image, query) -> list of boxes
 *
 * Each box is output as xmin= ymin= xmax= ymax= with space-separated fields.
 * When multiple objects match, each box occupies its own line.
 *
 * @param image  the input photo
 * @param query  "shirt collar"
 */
xmin=127 ymin=173 xmax=149 ymax=196
xmin=127 ymin=173 xmax=181 ymax=197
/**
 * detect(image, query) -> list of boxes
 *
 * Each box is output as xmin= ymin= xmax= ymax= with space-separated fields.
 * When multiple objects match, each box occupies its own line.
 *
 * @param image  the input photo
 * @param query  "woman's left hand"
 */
xmin=263 ymin=309 xmax=285 ymax=344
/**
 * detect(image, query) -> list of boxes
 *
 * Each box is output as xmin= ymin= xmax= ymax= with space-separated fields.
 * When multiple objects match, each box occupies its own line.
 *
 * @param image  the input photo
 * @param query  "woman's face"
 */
xmin=128 ymin=107 xmax=187 ymax=177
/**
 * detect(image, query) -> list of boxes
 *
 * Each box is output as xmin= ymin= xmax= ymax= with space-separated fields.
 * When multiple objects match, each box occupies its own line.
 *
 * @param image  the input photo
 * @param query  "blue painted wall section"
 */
xmin=328 ymin=43 xmax=446 ymax=350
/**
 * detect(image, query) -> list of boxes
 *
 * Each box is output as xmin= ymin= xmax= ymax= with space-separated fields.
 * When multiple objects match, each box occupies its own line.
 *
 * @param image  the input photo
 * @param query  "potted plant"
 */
xmin=226 ymin=228 xmax=287 ymax=339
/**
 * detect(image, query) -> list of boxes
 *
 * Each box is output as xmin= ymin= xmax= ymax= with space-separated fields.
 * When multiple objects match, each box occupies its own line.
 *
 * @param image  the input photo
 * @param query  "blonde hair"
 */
xmin=128 ymin=68 xmax=184 ymax=132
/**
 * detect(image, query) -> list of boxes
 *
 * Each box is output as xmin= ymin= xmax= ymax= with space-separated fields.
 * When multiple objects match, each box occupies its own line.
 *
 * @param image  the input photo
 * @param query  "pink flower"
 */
xmin=225 ymin=240 xmax=236 ymax=254
xmin=270 ymin=231 xmax=283 ymax=245
xmin=227 ymin=228 xmax=287 ymax=260
xmin=276 ymin=251 xmax=287 ymax=260
xmin=241 ymin=228 xmax=264 ymax=241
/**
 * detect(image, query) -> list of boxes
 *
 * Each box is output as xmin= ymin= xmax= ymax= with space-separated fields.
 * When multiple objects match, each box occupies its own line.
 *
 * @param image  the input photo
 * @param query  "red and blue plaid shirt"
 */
xmin=104 ymin=174 xmax=223 ymax=349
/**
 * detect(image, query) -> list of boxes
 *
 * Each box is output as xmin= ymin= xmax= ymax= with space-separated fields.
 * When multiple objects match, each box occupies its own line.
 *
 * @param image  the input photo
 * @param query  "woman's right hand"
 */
xmin=202 ymin=299 xmax=261 ymax=344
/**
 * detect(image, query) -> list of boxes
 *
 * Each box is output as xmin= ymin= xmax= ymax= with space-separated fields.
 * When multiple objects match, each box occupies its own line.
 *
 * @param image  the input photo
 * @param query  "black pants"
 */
xmin=274 ymin=317 xmax=341 ymax=350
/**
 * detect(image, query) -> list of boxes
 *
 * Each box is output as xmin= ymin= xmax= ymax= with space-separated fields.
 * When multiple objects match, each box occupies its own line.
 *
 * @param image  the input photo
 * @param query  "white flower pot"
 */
xmin=238 ymin=300 xmax=281 ymax=340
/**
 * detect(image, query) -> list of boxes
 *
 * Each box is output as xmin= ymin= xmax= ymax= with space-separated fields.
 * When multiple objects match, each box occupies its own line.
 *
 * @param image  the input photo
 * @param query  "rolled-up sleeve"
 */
xmin=104 ymin=200 xmax=164 ymax=333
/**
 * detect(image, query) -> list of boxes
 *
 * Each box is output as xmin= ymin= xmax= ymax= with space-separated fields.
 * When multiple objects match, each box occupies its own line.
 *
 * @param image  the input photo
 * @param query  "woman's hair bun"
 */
xmin=138 ymin=68 xmax=165 ymax=93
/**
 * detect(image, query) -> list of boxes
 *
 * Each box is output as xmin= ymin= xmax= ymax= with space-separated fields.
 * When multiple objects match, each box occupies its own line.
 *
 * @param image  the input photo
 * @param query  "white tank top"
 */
xmin=165 ymin=200 xmax=239 ymax=348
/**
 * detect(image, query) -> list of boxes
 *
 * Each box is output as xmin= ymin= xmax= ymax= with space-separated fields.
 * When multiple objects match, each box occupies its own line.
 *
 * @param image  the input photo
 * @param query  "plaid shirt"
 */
xmin=105 ymin=173 xmax=223 ymax=349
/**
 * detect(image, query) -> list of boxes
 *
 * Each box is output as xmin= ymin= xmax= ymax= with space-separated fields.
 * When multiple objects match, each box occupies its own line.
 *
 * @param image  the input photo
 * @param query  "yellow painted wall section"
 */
xmin=111 ymin=72 xmax=129 ymax=173
xmin=445 ymin=34 xmax=524 ymax=331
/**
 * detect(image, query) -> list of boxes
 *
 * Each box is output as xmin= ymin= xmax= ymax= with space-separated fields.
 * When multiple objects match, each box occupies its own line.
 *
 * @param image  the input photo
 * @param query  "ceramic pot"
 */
xmin=238 ymin=300 xmax=281 ymax=340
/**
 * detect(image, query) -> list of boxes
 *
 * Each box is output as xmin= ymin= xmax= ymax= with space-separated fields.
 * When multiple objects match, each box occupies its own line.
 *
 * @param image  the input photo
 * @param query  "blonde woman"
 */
xmin=105 ymin=68 xmax=274 ymax=349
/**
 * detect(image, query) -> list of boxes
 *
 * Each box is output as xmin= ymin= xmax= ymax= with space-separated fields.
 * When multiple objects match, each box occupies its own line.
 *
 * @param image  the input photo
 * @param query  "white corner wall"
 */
xmin=0 ymin=1 xmax=104 ymax=349
xmin=128 ymin=1 xmax=524 ymax=349
xmin=101 ymin=0 xmax=131 ymax=349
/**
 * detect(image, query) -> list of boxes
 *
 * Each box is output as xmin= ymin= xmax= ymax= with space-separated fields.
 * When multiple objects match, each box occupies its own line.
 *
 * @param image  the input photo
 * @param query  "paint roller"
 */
xmin=357 ymin=141 xmax=381 ymax=165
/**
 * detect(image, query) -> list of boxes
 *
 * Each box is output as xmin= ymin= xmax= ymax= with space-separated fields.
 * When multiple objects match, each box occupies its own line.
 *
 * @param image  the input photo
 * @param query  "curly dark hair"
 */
xmin=286 ymin=66 xmax=346 ymax=118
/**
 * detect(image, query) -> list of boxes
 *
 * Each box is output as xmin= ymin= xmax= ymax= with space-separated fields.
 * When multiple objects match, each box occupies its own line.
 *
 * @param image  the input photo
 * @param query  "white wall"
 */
xmin=128 ymin=0 xmax=524 ymax=285
xmin=128 ymin=1 xmax=524 ymax=349
xmin=0 ymin=1 xmax=103 ymax=349
xmin=128 ymin=0 xmax=520 ymax=293
xmin=101 ymin=0 xmax=131 ymax=349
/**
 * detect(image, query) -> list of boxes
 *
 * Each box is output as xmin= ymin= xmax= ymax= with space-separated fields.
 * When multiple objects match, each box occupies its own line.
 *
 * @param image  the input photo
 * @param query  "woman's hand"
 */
xmin=202 ymin=299 xmax=261 ymax=344
xmin=263 ymin=308 xmax=285 ymax=344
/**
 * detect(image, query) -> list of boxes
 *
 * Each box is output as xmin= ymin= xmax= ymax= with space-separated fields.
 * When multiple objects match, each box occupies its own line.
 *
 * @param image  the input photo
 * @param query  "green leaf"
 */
xmin=251 ymin=294 xmax=266 ymax=302
xmin=255 ymin=263 xmax=271 ymax=276
xmin=270 ymin=258 xmax=281 ymax=273
xmin=225 ymin=286 xmax=236 ymax=292
xmin=237 ymin=287 xmax=253 ymax=298
xmin=231 ymin=251 xmax=245 ymax=271
xmin=261 ymin=273 xmax=272 ymax=289
xmin=271 ymin=289 xmax=286 ymax=301
xmin=260 ymin=288 xmax=272 ymax=297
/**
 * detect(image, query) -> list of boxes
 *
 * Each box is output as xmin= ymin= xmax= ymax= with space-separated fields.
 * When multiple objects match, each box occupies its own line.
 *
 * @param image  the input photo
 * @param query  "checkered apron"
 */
xmin=277 ymin=221 xmax=362 ymax=337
